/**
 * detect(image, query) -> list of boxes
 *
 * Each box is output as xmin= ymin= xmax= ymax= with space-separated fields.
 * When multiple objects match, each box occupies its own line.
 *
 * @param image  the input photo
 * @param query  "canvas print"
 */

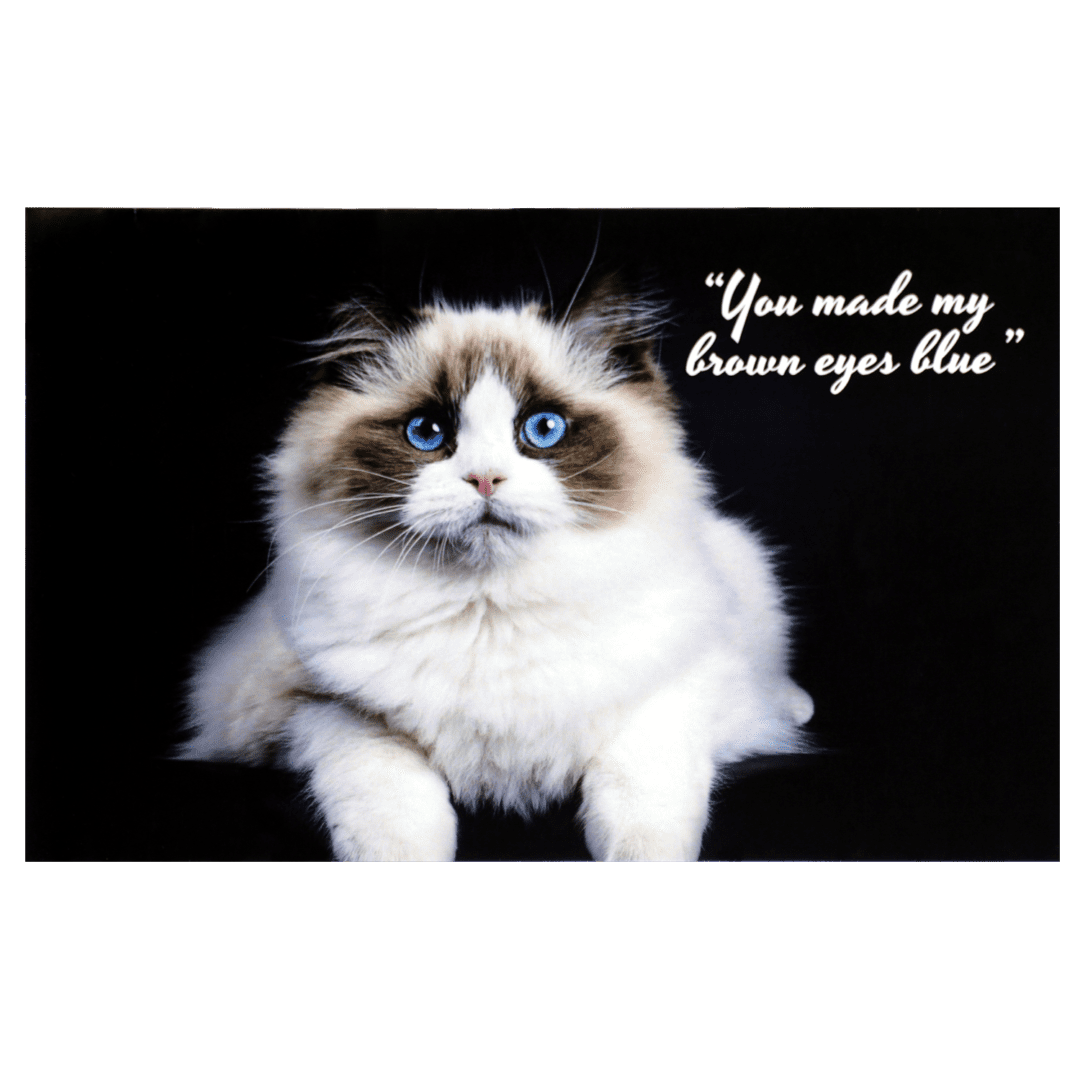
xmin=25 ymin=208 xmax=1059 ymax=860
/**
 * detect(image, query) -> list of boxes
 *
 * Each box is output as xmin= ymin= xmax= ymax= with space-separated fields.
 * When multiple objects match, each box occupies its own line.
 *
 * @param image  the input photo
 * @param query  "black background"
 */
xmin=25 ymin=208 xmax=1059 ymax=861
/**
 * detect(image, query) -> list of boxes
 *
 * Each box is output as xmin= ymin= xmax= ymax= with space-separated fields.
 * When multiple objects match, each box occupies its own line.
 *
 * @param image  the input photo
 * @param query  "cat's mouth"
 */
xmin=437 ymin=503 xmax=533 ymax=570
xmin=476 ymin=506 xmax=521 ymax=533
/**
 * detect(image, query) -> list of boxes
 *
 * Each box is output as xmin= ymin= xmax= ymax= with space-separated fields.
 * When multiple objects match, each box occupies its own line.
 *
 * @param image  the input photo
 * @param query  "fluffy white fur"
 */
xmin=180 ymin=297 xmax=813 ymax=860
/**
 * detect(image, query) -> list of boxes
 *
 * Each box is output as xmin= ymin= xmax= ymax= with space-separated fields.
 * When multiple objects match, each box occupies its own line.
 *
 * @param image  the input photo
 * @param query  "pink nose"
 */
xmin=465 ymin=472 xmax=505 ymax=497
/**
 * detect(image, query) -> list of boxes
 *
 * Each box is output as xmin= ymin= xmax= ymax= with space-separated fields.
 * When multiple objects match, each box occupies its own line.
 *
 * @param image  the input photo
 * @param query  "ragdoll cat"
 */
xmin=179 ymin=272 xmax=813 ymax=860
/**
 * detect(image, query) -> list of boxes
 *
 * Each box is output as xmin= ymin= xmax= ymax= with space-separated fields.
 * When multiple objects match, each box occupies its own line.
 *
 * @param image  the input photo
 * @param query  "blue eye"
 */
xmin=406 ymin=415 xmax=445 ymax=451
xmin=523 ymin=411 xmax=567 ymax=449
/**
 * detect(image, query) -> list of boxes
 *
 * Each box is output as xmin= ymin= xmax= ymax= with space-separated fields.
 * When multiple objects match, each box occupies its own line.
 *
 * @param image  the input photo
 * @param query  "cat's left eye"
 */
xmin=406 ymin=415 xmax=446 ymax=451
xmin=522 ymin=411 xmax=567 ymax=449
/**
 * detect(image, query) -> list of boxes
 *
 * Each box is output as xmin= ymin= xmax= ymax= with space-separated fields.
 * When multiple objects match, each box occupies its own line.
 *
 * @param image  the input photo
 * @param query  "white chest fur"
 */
xmin=271 ymin=506 xmax=743 ymax=808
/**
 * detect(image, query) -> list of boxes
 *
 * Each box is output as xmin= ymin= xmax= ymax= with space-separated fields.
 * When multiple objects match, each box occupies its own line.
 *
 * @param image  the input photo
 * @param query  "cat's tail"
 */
xmin=175 ymin=592 xmax=310 ymax=766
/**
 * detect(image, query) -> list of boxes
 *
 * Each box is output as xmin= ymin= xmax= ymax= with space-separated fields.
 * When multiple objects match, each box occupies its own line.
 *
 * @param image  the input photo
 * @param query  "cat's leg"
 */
xmin=579 ymin=680 xmax=719 ymax=862
xmin=285 ymin=700 xmax=457 ymax=862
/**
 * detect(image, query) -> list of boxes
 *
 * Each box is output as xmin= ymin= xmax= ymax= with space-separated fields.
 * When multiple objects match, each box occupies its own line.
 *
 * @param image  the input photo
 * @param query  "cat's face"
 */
xmin=392 ymin=367 xmax=626 ymax=568
xmin=275 ymin=284 xmax=678 ymax=572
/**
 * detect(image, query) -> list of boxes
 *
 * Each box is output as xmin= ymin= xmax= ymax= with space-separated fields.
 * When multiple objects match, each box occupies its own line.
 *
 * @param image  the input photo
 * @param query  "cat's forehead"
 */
xmin=458 ymin=370 xmax=518 ymax=425
xmin=391 ymin=303 xmax=592 ymax=402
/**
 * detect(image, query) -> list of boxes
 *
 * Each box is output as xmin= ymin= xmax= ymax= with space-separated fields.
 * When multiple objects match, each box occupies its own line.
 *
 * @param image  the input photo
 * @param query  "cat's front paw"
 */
xmin=579 ymin=779 xmax=707 ymax=861
xmin=325 ymin=791 xmax=458 ymax=861
xmin=289 ymin=701 xmax=460 ymax=861
xmin=581 ymin=818 xmax=704 ymax=862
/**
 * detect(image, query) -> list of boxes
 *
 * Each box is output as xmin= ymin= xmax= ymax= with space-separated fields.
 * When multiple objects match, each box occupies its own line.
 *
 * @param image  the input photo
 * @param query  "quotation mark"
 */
xmin=1005 ymin=328 xmax=1025 ymax=342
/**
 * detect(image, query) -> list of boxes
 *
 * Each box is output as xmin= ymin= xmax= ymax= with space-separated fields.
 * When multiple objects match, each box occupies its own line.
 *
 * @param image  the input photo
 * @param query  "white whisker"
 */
xmin=332 ymin=465 xmax=413 ymax=488
xmin=375 ymin=525 xmax=431 ymax=605
xmin=254 ymin=503 xmax=406 ymax=589
xmin=560 ymin=451 xmax=615 ymax=483
xmin=264 ymin=494 xmax=406 ymax=551
xmin=566 ymin=499 xmax=627 ymax=515
xmin=411 ymin=533 xmax=433 ymax=578
xmin=292 ymin=519 xmax=406 ymax=627
xmin=559 ymin=218 xmax=602 ymax=331
xmin=534 ymin=243 xmax=554 ymax=313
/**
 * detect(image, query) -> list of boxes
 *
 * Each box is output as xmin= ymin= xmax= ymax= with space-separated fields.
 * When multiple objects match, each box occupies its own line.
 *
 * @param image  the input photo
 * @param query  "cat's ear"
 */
xmin=305 ymin=292 xmax=416 ymax=389
xmin=561 ymin=269 xmax=672 ymax=387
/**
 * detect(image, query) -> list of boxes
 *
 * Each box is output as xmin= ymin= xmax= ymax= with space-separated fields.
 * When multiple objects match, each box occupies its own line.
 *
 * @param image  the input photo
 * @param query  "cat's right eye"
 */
xmin=405 ymin=415 xmax=446 ymax=452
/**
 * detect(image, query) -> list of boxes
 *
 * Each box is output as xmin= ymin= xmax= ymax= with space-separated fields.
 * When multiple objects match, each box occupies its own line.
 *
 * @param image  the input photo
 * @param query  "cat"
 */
xmin=178 ymin=271 xmax=814 ymax=860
